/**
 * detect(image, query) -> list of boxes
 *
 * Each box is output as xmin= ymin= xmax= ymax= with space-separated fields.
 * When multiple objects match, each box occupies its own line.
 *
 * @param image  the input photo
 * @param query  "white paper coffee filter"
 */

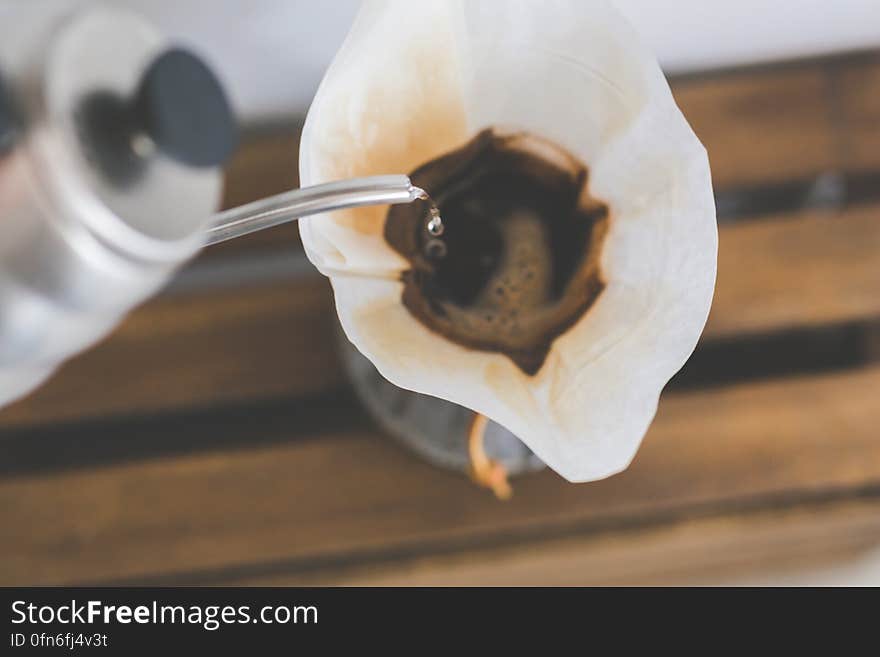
xmin=299 ymin=0 xmax=717 ymax=482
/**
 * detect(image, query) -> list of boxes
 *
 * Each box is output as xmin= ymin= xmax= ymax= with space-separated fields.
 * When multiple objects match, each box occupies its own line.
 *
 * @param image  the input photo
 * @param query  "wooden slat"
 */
xmin=837 ymin=53 xmax=880 ymax=174
xmin=208 ymin=130 xmax=302 ymax=257
xmin=3 ymin=202 xmax=878 ymax=429
xmin=672 ymin=67 xmax=839 ymax=189
xmin=673 ymin=53 xmax=880 ymax=190
xmin=0 ymin=278 xmax=341 ymax=427
xmin=236 ymin=498 xmax=880 ymax=586
xmin=222 ymin=129 xmax=300 ymax=210
xmin=1 ymin=364 xmax=879 ymax=585
xmin=707 ymin=204 xmax=880 ymax=338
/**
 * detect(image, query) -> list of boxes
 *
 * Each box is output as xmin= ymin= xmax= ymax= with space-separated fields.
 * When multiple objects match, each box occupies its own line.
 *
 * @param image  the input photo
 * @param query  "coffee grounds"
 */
xmin=385 ymin=129 xmax=609 ymax=376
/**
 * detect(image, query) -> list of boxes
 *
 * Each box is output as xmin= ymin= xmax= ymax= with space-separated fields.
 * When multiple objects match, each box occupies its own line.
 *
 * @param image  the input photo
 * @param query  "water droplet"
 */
xmin=425 ymin=239 xmax=447 ymax=260
xmin=427 ymin=211 xmax=444 ymax=236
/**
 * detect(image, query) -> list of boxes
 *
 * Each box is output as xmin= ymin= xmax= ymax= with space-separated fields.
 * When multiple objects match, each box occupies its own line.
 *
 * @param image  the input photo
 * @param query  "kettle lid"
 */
xmin=37 ymin=6 xmax=237 ymax=261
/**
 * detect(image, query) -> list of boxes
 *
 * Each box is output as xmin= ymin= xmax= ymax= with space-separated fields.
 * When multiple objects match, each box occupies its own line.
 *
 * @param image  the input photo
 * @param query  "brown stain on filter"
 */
xmin=385 ymin=129 xmax=609 ymax=376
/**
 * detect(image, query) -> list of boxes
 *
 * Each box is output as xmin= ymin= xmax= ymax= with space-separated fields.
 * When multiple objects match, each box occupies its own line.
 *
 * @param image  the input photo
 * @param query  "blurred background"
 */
xmin=120 ymin=0 xmax=880 ymax=121
xmin=0 ymin=0 xmax=878 ymax=586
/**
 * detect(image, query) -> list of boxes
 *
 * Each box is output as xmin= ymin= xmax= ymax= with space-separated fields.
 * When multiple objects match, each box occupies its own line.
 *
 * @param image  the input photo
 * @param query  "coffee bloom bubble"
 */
xmin=298 ymin=0 xmax=717 ymax=482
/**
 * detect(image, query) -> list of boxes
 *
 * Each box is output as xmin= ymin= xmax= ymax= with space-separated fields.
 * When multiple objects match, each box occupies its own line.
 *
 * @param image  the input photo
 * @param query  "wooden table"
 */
xmin=1 ymin=51 xmax=879 ymax=586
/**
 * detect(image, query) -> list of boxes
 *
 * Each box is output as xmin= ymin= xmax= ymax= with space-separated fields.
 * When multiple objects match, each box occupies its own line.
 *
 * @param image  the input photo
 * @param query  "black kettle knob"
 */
xmin=133 ymin=48 xmax=238 ymax=168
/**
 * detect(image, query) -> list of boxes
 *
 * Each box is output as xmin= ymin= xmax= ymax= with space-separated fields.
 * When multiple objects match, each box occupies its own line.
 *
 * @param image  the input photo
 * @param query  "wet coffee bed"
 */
xmin=385 ymin=128 xmax=610 ymax=375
